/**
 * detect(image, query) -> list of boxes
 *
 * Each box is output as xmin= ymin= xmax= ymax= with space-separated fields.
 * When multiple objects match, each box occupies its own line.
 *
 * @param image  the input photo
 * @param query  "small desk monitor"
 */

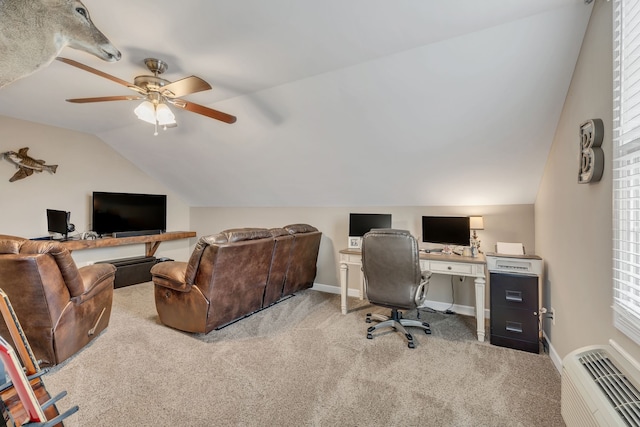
xmin=46 ymin=209 xmax=70 ymax=241
xmin=348 ymin=213 xmax=392 ymax=248
xmin=422 ymin=216 xmax=470 ymax=248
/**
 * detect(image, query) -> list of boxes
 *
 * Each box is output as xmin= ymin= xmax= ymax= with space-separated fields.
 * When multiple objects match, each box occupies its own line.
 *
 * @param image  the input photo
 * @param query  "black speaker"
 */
xmin=97 ymin=256 xmax=157 ymax=288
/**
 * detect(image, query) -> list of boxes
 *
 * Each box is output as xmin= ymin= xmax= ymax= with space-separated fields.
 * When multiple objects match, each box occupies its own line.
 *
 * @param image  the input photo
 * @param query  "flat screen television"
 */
xmin=92 ymin=191 xmax=167 ymax=237
xmin=349 ymin=213 xmax=392 ymax=237
xmin=422 ymin=216 xmax=470 ymax=247
xmin=46 ymin=209 xmax=70 ymax=240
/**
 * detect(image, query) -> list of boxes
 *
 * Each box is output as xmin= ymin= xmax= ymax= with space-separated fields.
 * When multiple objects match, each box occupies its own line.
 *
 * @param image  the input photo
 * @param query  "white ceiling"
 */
xmin=0 ymin=0 xmax=593 ymax=207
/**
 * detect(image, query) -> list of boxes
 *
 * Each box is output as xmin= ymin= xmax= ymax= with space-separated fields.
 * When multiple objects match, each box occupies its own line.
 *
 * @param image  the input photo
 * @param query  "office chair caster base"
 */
xmin=365 ymin=309 xmax=429 ymax=347
xmin=422 ymin=322 xmax=432 ymax=334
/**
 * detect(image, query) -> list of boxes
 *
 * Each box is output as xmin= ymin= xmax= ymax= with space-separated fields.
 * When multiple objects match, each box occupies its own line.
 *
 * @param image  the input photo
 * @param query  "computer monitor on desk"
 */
xmin=348 ymin=213 xmax=392 ymax=248
xmin=421 ymin=216 xmax=470 ymax=253
xmin=46 ymin=209 xmax=72 ymax=241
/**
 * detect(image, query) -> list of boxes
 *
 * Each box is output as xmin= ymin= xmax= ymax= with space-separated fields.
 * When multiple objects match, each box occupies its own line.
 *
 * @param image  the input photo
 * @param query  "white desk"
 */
xmin=339 ymin=249 xmax=487 ymax=342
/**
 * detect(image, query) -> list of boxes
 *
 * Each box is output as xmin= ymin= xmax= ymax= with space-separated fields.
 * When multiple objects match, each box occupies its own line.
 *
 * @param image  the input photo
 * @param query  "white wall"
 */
xmin=0 ymin=114 xmax=536 ymax=314
xmin=0 ymin=116 xmax=193 ymax=265
xmin=535 ymin=1 xmax=640 ymax=363
xmin=191 ymin=204 xmax=534 ymax=310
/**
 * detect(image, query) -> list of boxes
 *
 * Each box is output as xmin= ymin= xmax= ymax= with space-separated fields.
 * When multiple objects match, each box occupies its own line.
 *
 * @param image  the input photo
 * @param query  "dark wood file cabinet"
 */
xmin=490 ymin=272 xmax=539 ymax=353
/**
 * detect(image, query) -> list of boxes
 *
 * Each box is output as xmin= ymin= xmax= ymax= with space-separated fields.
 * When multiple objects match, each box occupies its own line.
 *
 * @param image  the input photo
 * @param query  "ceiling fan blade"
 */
xmin=56 ymin=57 xmax=145 ymax=94
xmin=66 ymin=95 xmax=143 ymax=103
xmin=170 ymin=99 xmax=236 ymax=124
xmin=161 ymin=76 xmax=212 ymax=98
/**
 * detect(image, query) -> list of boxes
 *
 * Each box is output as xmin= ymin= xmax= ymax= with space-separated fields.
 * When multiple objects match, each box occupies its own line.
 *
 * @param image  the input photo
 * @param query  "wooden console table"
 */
xmin=61 ymin=231 xmax=196 ymax=257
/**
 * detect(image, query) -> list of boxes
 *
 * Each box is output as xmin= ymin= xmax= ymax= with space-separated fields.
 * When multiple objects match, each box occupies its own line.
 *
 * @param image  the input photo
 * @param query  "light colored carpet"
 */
xmin=44 ymin=282 xmax=564 ymax=426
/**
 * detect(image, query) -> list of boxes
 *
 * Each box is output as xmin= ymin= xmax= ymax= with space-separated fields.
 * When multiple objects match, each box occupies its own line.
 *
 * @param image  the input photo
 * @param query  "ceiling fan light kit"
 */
xmin=56 ymin=57 xmax=237 ymax=135
xmin=133 ymin=88 xmax=177 ymax=135
xmin=133 ymin=100 xmax=176 ymax=136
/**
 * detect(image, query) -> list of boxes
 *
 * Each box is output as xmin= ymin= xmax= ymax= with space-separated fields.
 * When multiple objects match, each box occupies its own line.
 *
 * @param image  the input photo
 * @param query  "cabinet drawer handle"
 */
xmin=506 ymin=321 xmax=523 ymax=334
xmin=505 ymin=290 xmax=522 ymax=302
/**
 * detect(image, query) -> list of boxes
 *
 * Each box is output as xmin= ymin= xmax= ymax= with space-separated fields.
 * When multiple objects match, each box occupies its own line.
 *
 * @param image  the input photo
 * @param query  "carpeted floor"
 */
xmin=44 ymin=282 xmax=564 ymax=426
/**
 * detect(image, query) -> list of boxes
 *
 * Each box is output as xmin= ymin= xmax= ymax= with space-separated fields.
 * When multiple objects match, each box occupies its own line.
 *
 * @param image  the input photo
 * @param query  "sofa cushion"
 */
xmin=222 ymin=228 xmax=272 ymax=243
xmin=284 ymin=224 xmax=318 ymax=234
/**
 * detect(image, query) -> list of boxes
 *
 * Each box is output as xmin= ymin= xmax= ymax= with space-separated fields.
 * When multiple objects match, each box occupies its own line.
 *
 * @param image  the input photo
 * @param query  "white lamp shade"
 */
xmin=134 ymin=101 xmax=156 ymax=124
xmin=469 ymin=216 xmax=484 ymax=230
xmin=156 ymin=103 xmax=176 ymax=126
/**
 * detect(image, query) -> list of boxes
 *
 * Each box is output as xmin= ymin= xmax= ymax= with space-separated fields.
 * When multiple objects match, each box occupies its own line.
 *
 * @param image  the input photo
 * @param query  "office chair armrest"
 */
xmin=415 ymin=271 xmax=431 ymax=307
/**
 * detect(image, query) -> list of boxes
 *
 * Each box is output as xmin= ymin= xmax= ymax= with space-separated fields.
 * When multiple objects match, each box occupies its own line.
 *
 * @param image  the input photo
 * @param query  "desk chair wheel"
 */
xmin=405 ymin=333 xmax=416 ymax=349
xmin=367 ymin=333 xmax=373 ymax=339
xmin=365 ymin=313 xmax=372 ymax=323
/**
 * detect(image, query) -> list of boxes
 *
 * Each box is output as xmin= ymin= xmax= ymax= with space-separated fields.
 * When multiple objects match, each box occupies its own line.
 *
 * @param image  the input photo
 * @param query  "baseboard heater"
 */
xmin=97 ymin=256 xmax=158 ymax=289
xmin=561 ymin=341 xmax=640 ymax=426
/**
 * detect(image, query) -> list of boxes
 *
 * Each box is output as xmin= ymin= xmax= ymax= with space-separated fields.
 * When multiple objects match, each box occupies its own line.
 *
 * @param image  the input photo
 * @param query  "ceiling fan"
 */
xmin=56 ymin=57 xmax=236 ymax=135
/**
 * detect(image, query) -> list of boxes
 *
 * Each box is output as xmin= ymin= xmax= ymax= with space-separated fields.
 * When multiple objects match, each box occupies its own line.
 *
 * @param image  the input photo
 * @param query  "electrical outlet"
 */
xmin=550 ymin=307 xmax=556 ymax=325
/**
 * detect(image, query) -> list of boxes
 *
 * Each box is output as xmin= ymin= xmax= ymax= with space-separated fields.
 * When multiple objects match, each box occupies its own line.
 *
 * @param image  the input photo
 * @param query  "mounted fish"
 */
xmin=2 ymin=148 xmax=58 ymax=182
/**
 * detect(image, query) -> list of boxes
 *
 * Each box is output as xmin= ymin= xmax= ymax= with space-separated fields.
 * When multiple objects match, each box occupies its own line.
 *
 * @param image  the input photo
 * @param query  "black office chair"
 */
xmin=361 ymin=229 xmax=431 ymax=348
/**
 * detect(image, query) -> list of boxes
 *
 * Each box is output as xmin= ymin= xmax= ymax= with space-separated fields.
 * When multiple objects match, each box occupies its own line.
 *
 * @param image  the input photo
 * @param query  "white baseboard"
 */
xmin=312 ymin=282 xmax=350 ymax=295
xmin=544 ymin=331 xmax=562 ymax=373
xmin=311 ymin=283 xmax=490 ymax=318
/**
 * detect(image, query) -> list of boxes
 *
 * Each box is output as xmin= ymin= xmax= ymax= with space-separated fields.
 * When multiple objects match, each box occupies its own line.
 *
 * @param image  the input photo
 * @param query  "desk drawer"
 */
xmin=429 ymin=260 xmax=473 ymax=275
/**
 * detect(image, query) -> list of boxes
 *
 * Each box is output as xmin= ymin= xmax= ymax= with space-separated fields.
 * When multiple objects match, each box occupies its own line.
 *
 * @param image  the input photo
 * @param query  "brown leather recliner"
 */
xmin=263 ymin=228 xmax=294 ymax=307
xmin=151 ymin=228 xmax=276 ymax=333
xmin=0 ymin=238 xmax=116 ymax=367
xmin=281 ymin=224 xmax=322 ymax=295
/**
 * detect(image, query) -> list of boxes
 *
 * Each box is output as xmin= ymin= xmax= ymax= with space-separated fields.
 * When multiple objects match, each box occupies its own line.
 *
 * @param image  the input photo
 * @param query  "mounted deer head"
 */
xmin=0 ymin=0 xmax=121 ymax=88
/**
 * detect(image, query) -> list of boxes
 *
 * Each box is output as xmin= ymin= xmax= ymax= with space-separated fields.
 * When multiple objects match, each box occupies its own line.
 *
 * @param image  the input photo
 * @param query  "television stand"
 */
xmin=60 ymin=231 xmax=195 ymax=257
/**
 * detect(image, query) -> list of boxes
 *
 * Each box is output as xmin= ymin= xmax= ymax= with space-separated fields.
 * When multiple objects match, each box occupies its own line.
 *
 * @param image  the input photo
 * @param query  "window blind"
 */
xmin=613 ymin=0 xmax=640 ymax=344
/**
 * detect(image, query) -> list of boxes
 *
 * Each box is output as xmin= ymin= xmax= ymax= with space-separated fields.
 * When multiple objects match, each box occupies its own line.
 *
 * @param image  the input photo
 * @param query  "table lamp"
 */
xmin=469 ymin=216 xmax=484 ymax=253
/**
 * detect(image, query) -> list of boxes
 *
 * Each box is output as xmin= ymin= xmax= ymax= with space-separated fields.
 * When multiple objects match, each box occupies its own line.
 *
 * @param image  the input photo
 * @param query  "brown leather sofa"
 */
xmin=0 ymin=237 xmax=116 ymax=367
xmin=151 ymin=224 xmax=322 ymax=333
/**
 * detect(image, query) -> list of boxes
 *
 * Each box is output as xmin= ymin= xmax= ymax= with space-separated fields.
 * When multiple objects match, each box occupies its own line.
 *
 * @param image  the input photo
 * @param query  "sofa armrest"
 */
xmin=74 ymin=263 xmax=117 ymax=303
xmin=151 ymin=261 xmax=191 ymax=292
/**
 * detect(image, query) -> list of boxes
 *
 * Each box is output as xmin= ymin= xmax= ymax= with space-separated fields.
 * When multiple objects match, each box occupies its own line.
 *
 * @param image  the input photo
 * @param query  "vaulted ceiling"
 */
xmin=0 ymin=0 xmax=593 ymax=207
